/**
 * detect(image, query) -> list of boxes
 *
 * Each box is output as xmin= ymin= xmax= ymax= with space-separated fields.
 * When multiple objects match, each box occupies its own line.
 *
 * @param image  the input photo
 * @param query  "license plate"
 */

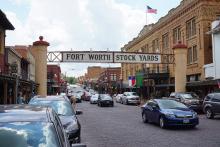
xmin=106 ymin=101 xmax=109 ymax=103
xmin=183 ymin=119 xmax=189 ymax=123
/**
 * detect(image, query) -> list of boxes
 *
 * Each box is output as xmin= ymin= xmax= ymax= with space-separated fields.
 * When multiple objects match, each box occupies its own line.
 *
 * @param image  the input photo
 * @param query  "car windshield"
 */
xmin=30 ymin=100 xmax=74 ymax=116
xmin=126 ymin=92 xmax=137 ymax=96
xmin=158 ymin=100 xmax=188 ymax=109
xmin=0 ymin=122 xmax=60 ymax=147
xmin=181 ymin=94 xmax=194 ymax=99
xmin=91 ymin=95 xmax=99 ymax=99
xmin=189 ymin=93 xmax=199 ymax=99
xmin=101 ymin=95 xmax=112 ymax=100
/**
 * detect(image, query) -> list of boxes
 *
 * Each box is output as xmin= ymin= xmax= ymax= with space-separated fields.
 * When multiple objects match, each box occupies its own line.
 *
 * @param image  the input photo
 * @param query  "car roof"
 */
xmin=151 ymin=98 xmax=175 ymax=103
xmin=32 ymin=95 xmax=67 ymax=101
xmin=0 ymin=105 xmax=51 ymax=123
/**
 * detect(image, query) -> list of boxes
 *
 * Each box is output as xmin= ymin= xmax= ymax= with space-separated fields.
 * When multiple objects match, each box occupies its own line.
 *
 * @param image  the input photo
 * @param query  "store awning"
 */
xmin=186 ymin=80 xmax=218 ymax=87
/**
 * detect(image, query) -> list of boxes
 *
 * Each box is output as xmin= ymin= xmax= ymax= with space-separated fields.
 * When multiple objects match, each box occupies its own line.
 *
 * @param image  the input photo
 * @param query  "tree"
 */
xmin=65 ymin=77 xmax=76 ymax=84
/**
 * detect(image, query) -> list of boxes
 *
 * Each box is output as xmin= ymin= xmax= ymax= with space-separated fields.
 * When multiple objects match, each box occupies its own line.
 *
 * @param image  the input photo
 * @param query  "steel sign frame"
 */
xmin=47 ymin=51 xmax=174 ymax=64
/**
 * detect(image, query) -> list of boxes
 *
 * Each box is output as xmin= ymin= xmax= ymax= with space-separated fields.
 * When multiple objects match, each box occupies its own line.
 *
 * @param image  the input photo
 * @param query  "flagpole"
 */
xmin=146 ymin=10 xmax=148 ymax=25
xmin=146 ymin=5 xmax=148 ymax=25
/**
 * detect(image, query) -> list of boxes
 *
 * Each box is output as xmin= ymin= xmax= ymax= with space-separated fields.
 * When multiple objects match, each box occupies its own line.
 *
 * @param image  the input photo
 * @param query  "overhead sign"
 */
xmin=114 ymin=52 xmax=161 ymax=63
xmin=63 ymin=52 xmax=113 ymax=63
xmin=48 ymin=51 xmax=165 ymax=64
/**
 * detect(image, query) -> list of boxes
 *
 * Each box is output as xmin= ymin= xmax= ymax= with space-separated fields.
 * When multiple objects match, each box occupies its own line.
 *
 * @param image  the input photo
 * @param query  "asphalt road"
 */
xmin=76 ymin=101 xmax=220 ymax=147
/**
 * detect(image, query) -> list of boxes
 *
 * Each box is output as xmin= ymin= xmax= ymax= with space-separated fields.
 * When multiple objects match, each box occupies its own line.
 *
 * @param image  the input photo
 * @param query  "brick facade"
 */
xmin=87 ymin=66 xmax=105 ymax=80
xmin=121 ymin=0 xmax=220 ymax=84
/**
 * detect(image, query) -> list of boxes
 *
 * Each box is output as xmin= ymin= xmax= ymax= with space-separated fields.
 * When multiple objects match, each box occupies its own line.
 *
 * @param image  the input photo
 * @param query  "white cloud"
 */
xmin=4 ymin=0 xmax=155 ymax=77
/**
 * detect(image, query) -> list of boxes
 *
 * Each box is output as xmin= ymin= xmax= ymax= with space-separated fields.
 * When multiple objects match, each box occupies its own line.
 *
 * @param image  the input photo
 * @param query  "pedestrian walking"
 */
xmin=71 ymin=95 xmax=76 ymax=109
xmin=16 ymin=92 xmax=25 ymax=104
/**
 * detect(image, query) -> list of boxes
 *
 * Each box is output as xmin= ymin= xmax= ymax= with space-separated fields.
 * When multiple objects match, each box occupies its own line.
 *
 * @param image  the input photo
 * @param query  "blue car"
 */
xmin=141 ymin=99 xmax=199 ymax=129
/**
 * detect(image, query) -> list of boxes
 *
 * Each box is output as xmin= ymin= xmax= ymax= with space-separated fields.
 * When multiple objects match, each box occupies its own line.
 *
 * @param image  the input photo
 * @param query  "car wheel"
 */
xmin=142 ymin=113 xmax=148 ymax=123
xmin=159 ymin=116 xmax=166 ymax=129
xmin=206 ymin=108 xmax=214 ymax=119
xmin=76 ymin=136 xmax=81 ymax=143
xmin=125 ymin=100 xmax=128 ymax=105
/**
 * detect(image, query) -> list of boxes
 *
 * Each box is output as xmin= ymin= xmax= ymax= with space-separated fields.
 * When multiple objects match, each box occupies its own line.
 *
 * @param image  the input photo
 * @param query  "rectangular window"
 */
xmin=173 ymin=27 xmax=181 ymax=44
xmin=141 ymin=45 xmax=146 ymax=53
xmin=152 ymin=38 xmax=159 ymax=53
xmin=152 ymin=40 xmax=156 ymax=53
xmin=193 ymin=45 xmax=197 ymax=62
xmin=187 ymin=45 xmax=198 ymax=64
xmin=146 ymin=44 xmax=149 ymax=53
xmin=141 ymin=44 xmax=149 ymax=53
xmin=187 ymin=47 xmax=193 ymax=64
xmin=162 ymin=33 xmax=169 ymax=49
xmin=186 ymin=18 xmax=196 ymax=39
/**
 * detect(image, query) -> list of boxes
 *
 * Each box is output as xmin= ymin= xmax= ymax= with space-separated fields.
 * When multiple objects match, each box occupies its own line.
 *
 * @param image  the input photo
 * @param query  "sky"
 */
xmin=1 ymin=0 xmax=181 ymax=77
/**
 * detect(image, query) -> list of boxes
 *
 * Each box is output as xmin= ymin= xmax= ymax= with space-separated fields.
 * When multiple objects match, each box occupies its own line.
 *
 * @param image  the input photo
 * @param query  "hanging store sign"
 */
xmin=48 ymin=51 xmax=164 ymax=64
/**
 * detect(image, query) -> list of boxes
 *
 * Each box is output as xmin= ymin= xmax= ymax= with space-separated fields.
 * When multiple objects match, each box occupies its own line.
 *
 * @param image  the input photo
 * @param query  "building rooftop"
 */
xmin=0 ymin=9 xmax=15 ymax=30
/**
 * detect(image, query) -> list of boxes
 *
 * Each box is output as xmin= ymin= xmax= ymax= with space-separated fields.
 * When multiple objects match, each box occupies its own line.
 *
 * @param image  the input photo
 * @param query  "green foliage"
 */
xmin=65 ymin=76 xmax=76 ymax=84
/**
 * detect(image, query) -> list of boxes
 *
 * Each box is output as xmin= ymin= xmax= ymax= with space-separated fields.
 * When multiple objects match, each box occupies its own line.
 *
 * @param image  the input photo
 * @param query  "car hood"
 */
xmin=162 ymin=108 xmax=194 ymax=115
xmin=184 ymin=98 xmax=199 ymax=102
xmin=59 ymin=115 xmax=78 ymax=129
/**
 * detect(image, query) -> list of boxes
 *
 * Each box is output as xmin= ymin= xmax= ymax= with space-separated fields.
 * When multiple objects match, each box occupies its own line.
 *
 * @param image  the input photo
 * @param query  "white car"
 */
xmin=121 ymin=92 xmax=140 ymax=105
xmin=90 ymin=94 xmax=99 ymax=104
xmin=115 ymin=94 xmax=123 ymax=103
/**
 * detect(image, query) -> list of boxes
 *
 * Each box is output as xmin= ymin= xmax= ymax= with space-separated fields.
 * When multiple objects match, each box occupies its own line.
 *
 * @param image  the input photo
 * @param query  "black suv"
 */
xmin=169 ymin=92 xmax=203 ymax=111
xmin=203 ymin=93 xmax=220 ymax=119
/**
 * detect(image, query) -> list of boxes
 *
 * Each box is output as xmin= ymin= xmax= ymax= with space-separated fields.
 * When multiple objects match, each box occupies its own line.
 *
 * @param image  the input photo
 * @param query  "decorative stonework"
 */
xmin=33 ymin=36 xmax=50 ymax=46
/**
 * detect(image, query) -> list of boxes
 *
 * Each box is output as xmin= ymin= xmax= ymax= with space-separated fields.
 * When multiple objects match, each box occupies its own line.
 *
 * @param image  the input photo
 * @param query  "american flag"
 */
xmin=147 ymin=6 xmax=157 ymax=14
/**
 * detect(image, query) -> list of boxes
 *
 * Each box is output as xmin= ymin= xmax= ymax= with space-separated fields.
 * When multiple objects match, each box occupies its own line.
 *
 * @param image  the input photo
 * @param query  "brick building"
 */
xmin=0 ymin=10 xmax=15 ymax=104
xmin=98 ymin=67 xmax=121 ymax=94
xmin=87 ymin=66 xmax=105 ymax=81
xmin=121 ymin=0 xmax=220 ymax=98
xmin=47 ymin=64 xmax=62 ymax=95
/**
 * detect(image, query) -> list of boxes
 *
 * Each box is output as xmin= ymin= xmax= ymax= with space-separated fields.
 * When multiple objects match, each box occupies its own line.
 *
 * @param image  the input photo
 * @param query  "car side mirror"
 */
xmin=72 ymin=143 xmax=87 ymax=147
xmin=176 ymin=97 xmax=181 ymax=101
xmin=75 ymin=110 xmax=83 ymax=115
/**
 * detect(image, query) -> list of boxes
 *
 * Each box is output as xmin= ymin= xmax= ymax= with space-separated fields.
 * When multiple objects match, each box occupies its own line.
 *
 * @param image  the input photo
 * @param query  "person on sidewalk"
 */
xmin=71 ymin=95 xmax=76 ymax=109
xmin=16 ymin=92 xmax=25 ymax=104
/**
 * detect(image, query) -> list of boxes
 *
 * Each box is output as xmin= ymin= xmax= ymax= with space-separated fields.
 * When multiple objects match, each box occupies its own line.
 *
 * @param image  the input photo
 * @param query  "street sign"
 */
xmin=47 ymin=51 xmax=173 ymax=64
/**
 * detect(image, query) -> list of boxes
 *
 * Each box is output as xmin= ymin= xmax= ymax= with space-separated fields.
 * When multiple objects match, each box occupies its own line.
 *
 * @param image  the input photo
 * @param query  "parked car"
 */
xmin=97 ymin=94 xmax=114 ymax=107
xmin=115 ymin=94 xmax=123 ymax=103
xmin=29 ymin=96 xmax=82 ymax=144
xmin=0 ymin=105 xmax=70 ymax=147
xmin=74 ymin=93 xmax=82 ymax=103
xmin=141 ymin=99 xmax=199 ymax=129
xmin=169 ymin=92 xmax=203 ymax=111
xmin=203 ymin=93 xmax=220 ymax=119
xmin=121 ymin=92 xmax=140 ymax=105
xmin=81 ymin=91 xmax=91 ymax=101
xmin=90 ymin=94 xmax=99 ymax=104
